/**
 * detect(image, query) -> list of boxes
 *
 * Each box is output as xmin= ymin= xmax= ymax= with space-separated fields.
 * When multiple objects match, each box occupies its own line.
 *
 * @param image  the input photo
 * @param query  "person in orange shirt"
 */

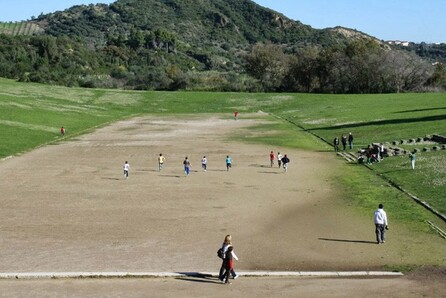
xmin=269 ymin=151 xmax=275 ymax=167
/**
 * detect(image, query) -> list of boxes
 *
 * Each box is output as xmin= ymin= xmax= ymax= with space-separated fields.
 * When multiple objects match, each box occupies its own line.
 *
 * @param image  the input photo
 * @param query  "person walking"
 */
xmin=333 ymin=137 xmax=339 ymax=152
xmin=123 ymin=161 xmax=130 ymax=179
xmin=158 ymin=153 xmax=165 ymax=171
xmin=60 ymin=126 xmax=65 ymax=136
xmin=348 ymin=132 xmax=354 ymax=150
xmin=277 ymin=152 xmax=282 ymax=168
xmin=269 ymin=151 xmax=275 ymax=167
xmin=374 ymin=204 xmax=388 ymax=244
xmin=218 ymin=235 xmax=239 ymax=282
xmin=183 ymin=157 xmax=191 ymax=176
xmin=222 ymin=246 xmax=235 ymax=284
xmin=201 ymin=156 xmax=207 ymax=172
xmin=281 ymin=154 xmax=290 ymax=173
xmin=226 ymin=155 xmax=232 ymax=171
xmin=409 ymin=151 xmax=416 ymax=170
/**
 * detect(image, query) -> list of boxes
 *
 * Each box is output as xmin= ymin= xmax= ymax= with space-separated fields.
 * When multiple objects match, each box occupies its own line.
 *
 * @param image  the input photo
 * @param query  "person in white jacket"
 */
xmin=374 ymin=204 xmax=388 ymax=244
xmin=218 ymin=235 xmax=239 ymax=282
xmin=123 ymin=161 xmax=130 ymax=179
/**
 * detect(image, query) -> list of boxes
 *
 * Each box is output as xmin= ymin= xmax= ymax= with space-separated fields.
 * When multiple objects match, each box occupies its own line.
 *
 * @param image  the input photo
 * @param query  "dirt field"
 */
xmin=0 ymin=114 xmax=444 ymax=297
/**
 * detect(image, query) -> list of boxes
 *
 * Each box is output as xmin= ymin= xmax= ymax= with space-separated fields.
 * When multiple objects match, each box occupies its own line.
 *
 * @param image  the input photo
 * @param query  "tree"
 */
xmin=245 ymin=43 xmax=290 ymax=91
xmin=285 ymin=46 xmax=320 ymax=92
xmin=428 ymin=63 xmax=446 ymax=90
xmin=382 ymin=50 xmax=432 ymax=93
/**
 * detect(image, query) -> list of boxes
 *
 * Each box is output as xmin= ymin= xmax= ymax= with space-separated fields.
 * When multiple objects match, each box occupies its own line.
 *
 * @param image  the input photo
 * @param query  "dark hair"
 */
xmin=379 ymin=204 xmax=383 ymax=209
xmin=227 ymin=246 xmax=233 ymax=252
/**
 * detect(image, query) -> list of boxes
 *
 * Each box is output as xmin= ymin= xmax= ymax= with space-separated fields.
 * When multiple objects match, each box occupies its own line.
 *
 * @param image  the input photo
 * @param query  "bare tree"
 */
xmin=382 ymin=50 xmax=432 ymax=93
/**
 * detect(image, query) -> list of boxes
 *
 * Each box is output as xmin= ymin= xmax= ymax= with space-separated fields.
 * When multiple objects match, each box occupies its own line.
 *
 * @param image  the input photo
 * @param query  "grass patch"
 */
xmin=234 ymin=118 xmax=330 ymax=151
xmin=372 ymin=151 xmax=446 ymax=215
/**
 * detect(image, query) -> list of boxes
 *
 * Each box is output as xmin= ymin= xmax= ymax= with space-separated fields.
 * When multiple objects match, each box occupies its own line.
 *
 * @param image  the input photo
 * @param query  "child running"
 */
xmin=123 ymin=161 xmax=130 ymax=179
xmin=269 ymin=151 xmax=275 ymax=167
xmin=277 ymin=152 xmax=282 ymax=168
xmin=281 ymin=154 xmax=290 ymax=173
xmin=226 ymin=155 xmax=232 ymax=171
xmin=183 ymin=157 xmax=191 ymax=176
xmin=158 ymin=153 xmax=165 ymax=171
xmin=201 ymin=156 xmax=207 ymax=172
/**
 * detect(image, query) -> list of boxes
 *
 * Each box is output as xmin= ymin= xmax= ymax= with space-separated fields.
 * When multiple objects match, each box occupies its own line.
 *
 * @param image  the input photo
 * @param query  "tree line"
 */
xmin=246 ymin=39 xmax=446 ymax=93
xmin=1 ymin=32 xmax=445 ymax=93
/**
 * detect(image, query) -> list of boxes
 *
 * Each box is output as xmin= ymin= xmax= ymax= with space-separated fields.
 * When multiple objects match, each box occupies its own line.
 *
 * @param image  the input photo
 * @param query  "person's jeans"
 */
xmin=219 ymin=263 xmax=236 ymax=280
xmin=375 ymin=224 xmax=385 ymax=243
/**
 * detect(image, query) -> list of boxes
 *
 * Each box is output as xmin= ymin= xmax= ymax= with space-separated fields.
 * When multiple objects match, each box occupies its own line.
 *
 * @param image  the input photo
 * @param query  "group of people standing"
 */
xmin=333 ymin=132 xmax=354 ymax=152
xmin=269 ymin=151 xmax=290 ymax=172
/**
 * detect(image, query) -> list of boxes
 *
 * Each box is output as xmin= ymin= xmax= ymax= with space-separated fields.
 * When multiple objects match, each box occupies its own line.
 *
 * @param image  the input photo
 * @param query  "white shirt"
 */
xmin=374 ymin=208 xmax=388 ymax=225
xmin=202 ymin=157 xmax=207 ymax=164
xmin=123 ymin=163 xmax=130 ymax=171
xmin=221 ymin=243 xmax=239 ymax=261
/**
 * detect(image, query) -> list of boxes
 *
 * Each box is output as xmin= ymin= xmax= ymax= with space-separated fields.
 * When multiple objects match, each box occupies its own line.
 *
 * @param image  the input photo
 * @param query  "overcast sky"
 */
xmin=0 ymin=0 xmax=443 ymax=43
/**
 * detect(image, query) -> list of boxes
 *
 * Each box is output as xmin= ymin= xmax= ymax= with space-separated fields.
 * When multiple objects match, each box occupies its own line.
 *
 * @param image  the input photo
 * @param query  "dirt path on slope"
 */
xmin=0 ymin=114 xmax=443 ymax=275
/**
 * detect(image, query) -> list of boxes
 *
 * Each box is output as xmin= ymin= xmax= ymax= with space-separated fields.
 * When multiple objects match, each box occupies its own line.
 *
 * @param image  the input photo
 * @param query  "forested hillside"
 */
xmin=0 ymin=0 xmax=445 ymax=92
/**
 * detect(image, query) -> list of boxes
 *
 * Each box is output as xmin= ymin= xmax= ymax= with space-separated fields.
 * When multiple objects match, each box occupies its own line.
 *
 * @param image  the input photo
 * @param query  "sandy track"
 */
xmin=0 ymin=114 xmax=445 ymax=296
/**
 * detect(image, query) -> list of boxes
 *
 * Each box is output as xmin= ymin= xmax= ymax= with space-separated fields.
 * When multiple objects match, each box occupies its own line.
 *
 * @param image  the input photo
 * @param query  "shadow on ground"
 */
xmin=319 ymin=238 xmax=377 ymax=244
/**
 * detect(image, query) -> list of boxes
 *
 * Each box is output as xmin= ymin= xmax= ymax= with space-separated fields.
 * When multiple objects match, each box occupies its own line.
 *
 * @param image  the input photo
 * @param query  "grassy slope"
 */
xmin=1 ymin=79 xmax=445 ymax=269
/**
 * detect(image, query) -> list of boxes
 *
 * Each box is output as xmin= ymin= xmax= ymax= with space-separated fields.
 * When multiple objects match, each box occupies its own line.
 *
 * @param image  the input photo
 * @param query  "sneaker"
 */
xmin=233 ymin=274 xmax=239 ymax=279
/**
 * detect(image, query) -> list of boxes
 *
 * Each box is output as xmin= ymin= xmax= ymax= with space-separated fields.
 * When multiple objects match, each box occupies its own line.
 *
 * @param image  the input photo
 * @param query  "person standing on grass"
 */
xmin=60 ymin=126 xmax=65 ymax=136
xmin=374 ymin=204 xmax=388 ymax=244
xmin=269 ymin=151 xmax=275 ymax=167
xmin=183 ymin=157 xmax=191 ymax=176
xmin=281 ymin=154 xmax=290 ymax=173
xmin=123 ymin=161 xmax=130 ymax=179
xmin=277 ymin=152 xmax=283 ymax=168
xmin=348 ymin=132 xmax=354 ymax=150
xmin=201 ymin=156 xmax=207 ymax=172
xmin=409 ymin=151 xmax=416 ymax=170
xmin=333 ymin=137 xmax=339 ymax=152
xmin=341 ymin=135 xmax=347 ymax=151
xmin=226 ymin=155 xmax=232 ymax=171
xmin=158 ymin=153 xmax=165 ymax=171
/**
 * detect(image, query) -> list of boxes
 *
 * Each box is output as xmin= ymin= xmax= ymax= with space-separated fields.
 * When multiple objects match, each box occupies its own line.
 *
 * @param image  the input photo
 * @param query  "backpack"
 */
xmin=217 ymin=247 xmax=224 ymax=259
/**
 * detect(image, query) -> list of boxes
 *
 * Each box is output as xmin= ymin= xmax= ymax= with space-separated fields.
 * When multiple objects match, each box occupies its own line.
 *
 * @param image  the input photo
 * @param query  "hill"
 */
xmin=0 ymin=0 xmax=444 ymax=92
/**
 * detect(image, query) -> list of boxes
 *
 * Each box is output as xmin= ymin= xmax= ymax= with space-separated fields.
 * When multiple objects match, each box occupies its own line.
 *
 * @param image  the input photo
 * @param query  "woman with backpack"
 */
xmin=218 ymin=234 xmax=239 ymax=282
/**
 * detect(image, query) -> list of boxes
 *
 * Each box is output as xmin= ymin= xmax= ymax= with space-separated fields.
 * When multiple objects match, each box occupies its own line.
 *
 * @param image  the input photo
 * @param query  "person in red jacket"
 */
xmin=269 ymin=151 xmax=275 ymax=167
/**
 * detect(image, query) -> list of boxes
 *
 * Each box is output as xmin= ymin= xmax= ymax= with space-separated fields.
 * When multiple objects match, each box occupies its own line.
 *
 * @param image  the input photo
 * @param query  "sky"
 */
xmin=0 ymin=0 xmax=444 ymax=43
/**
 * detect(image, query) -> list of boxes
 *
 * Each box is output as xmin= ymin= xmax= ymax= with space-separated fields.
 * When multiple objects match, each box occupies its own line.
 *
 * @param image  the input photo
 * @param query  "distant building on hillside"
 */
xmin=387 ymin=40 xmax=410 ymax=47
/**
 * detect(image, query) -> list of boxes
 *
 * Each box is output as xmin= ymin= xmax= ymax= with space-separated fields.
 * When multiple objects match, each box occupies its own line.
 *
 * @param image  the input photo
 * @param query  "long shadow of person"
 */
xmin=318 ymin=238 xmax=377 ymax=244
